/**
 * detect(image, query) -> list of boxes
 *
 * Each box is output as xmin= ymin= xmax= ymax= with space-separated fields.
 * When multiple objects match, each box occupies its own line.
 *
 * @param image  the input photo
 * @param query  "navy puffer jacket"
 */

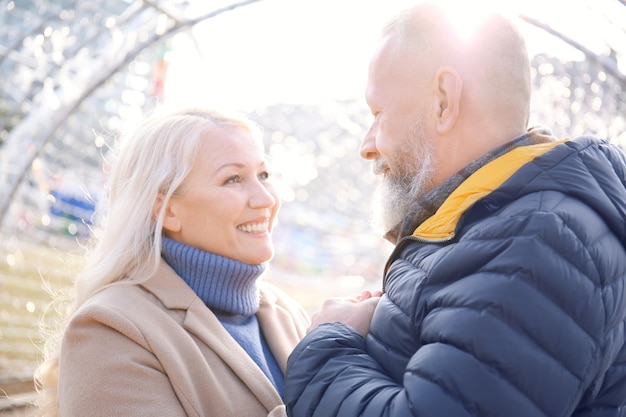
xmin=285 ymin=137 xmax=626 ymax=417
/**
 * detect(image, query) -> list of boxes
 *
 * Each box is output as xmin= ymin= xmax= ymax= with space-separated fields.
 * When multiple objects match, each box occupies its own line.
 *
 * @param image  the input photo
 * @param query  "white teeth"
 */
xmin=238 ymin=221 xmax=269 ymax=233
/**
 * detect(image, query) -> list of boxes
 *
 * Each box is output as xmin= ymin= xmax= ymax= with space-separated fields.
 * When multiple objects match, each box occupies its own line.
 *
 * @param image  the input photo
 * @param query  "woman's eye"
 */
xmin=258 ymin=171 xmax=270 ymax=181
xmin=225 ymin=175 xmax=240 ymax=184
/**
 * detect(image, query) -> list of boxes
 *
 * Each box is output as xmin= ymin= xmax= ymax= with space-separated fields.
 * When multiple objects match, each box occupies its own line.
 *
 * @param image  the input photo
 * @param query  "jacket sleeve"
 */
xmin=58 ymin=303 xmax=190 ymax=417
xmin=285 ymin=194 xmax=626 ymax=417
xmin=286 ymin=322 xmax=434 ymax=417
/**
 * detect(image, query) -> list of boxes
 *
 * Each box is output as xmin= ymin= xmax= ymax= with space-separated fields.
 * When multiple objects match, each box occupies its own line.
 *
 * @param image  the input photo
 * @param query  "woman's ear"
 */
xmin=434 ymin=66 xmax=462 ymax=134
xmin=154 ymin=194 xmax=181 ymax=233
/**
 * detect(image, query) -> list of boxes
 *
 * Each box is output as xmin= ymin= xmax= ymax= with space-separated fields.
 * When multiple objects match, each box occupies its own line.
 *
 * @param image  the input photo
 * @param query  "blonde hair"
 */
xmin=34 ymin=108 xmax=262 ymax=416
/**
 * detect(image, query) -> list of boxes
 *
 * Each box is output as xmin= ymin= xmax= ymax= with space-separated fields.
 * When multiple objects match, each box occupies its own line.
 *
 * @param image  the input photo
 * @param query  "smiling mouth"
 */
xmin=237 ymin=221 xmax=270 ymax=233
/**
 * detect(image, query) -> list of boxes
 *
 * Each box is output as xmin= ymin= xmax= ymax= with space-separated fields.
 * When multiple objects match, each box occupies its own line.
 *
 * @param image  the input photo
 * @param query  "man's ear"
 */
xmin=154 ymin=194 xmax=181 ymax=233
xmin=434 ymin=66 xmax=462 ymax=134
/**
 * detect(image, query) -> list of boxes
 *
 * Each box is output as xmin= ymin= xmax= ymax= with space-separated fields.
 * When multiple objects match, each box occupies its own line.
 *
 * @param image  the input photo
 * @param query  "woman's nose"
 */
xmin=249 ymin=181 xmax=277 ymax=208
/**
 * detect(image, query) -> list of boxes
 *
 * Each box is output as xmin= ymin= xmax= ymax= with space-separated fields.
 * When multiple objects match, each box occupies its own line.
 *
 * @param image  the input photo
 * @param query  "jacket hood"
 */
xmin=461 ymin=136 xmax=626 ymax=245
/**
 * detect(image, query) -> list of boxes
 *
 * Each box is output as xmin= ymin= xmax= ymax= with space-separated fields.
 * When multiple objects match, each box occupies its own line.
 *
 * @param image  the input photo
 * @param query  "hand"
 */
xmin=355 ymin=289 xmax=384 ymax=301
xmin=309 ymin=295 xmax=381 ymax=338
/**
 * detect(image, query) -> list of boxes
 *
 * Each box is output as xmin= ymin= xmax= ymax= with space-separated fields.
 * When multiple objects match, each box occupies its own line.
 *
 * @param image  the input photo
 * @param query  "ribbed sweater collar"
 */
xmin=161 ymin=237 xmax=266 ymax=316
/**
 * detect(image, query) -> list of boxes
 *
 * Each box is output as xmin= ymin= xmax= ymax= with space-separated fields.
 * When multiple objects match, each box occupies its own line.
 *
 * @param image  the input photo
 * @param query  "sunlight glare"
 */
xmin=163 ymin=0 xmax=612 ymax=111
xmin=436 ymin=0 xmax=520 ymax=39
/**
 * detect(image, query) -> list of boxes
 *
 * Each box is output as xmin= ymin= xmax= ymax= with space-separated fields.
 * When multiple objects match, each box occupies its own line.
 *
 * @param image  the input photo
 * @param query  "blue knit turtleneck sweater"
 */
xmin=161 ymin=237 xmax=284 ymax=397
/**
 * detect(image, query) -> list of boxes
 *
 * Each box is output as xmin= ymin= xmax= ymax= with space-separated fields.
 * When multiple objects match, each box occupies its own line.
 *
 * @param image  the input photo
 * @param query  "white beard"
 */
xmin=371 ymin=120 xmax=434 ymax=237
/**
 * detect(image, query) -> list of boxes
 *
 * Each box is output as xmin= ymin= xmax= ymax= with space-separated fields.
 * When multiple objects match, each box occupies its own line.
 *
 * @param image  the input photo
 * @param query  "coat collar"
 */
xmin=412 ymin=139 xmax=566 ymax=241
xmin=140 ymin=260 xmax=283 ymax=410
xmin=387 ymin=127 xmax=557 ymax=243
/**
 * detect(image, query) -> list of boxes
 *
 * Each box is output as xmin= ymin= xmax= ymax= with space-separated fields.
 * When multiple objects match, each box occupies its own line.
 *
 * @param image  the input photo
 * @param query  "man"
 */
xmin=284 ymin=2 xmax=626 ymax=416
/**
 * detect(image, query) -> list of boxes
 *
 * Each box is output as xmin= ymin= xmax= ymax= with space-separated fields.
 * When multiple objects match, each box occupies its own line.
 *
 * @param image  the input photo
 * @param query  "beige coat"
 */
xmin=58 ymin=260 xmax=310 ymax=417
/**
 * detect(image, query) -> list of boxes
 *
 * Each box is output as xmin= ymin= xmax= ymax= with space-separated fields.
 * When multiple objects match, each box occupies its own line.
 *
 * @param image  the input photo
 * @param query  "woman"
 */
xmin=35 ymin=108 xmax=310 ymax=416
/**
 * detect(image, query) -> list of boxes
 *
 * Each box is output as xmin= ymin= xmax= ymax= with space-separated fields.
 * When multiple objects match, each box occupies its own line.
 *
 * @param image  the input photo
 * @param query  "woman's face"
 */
xmin=163 ymin=125 xmax=280 ymax=265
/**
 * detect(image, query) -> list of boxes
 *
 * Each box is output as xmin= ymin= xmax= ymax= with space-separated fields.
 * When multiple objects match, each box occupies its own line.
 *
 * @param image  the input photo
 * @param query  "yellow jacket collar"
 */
xmin=413 ymin=140 xmax=567 ymax=240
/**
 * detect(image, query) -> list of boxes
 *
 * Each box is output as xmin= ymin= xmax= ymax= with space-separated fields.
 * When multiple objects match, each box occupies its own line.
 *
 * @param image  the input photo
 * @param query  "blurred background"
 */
xmin=0 ymin=0 xmax=625 ymax=414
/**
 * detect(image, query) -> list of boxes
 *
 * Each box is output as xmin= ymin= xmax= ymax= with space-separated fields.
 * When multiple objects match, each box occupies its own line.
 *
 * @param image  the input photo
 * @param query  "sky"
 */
xmin=164 ymin=0 xmax=404 ymax=111
xmin=163 ymin=0 xmax=624 ymax=112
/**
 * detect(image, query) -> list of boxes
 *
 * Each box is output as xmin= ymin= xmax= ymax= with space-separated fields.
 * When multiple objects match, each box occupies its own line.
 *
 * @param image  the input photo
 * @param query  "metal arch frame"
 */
xmin=0 ymin=0 xmax=263 ymax=229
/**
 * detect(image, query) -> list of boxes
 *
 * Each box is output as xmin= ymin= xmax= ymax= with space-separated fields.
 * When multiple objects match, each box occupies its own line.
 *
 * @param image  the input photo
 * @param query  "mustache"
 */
xmin=373 ymin=158 xmax=388 ymax=176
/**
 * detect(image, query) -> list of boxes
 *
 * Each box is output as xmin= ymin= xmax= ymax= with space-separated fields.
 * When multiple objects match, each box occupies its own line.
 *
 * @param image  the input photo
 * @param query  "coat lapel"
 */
xmin=141 ymin=260 xmax=283 ymax=411
xmin=256 ymin=284 xmax=309 ymax=373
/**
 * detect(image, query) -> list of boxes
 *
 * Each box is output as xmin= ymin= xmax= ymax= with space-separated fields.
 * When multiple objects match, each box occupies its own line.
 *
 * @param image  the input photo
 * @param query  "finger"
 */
xmin=356 ymin=290 xmax=372 ymax=301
